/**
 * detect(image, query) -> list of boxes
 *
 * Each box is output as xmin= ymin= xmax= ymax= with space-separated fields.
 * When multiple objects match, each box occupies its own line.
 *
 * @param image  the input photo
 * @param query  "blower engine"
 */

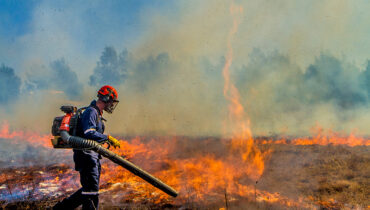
xmin=51 ymin=105 xmax=86 ymax=149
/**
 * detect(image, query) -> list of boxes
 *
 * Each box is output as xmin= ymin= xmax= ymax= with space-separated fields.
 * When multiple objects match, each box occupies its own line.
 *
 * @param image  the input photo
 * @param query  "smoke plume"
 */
xmin=231 ymin=50 xmax=370 ymax=136
xmin=25 ymin=59 xmax=83 ymax=100
xmin=360 ymin=61 xmax=370 ymax=100
xmin=1 ymin=0 xmax=370 ymax=137
xmin=0 ymin=65 xmax=21 ymax=105
xmin=303 ymin=54 xmax=367 ymax=109
xmin=89 ymin=47 xmax=130 ymax=87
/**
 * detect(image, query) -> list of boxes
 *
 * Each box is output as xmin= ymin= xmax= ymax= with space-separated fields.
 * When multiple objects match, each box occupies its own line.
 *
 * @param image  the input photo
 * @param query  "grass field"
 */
xmin=0 ymin=140 xmax=369 ymax=210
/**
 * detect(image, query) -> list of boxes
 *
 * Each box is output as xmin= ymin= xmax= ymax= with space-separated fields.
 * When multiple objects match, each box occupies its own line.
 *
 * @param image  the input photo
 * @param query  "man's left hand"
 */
xmin=107 ymin=135 xmax=121 ymax=148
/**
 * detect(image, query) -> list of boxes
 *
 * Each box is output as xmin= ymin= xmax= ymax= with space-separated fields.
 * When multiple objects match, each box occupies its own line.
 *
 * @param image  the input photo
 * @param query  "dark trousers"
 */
xmin=53 ymin=159 xmax=101 ymax=210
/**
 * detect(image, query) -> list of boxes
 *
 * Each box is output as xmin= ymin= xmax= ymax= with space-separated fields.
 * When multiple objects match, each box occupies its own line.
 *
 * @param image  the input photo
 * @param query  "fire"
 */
xmin=222 ymin=1 xmax=267 ymax=181
xmin=0 ymin=1 xmax=368 ymax=205
xmin=260 ymin=126 xmax=370 ymax=147
xmin=0 ymin=121 xmax=368 ymax=208
xmin=0 ymin=121 xmax=52 ymax=148
xmin=291 ymin=126 xmax=370 ymax=146
xmin=99 ymin=137 xmax=314 ymax=208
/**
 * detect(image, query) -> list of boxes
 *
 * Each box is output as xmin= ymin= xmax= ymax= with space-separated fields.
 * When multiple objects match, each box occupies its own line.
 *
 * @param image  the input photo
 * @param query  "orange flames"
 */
xmin=0 ymin=121 xmax=368 ymax=208
xmin=0 ymin=121 xmax=52 ymax=148
xmin=260 ymin=126 xmax=370 ymax=147
xmin=99 ymin=137 xmax=314 ymax=208
xmin=222 ymin=1 xmax=267 ymax=181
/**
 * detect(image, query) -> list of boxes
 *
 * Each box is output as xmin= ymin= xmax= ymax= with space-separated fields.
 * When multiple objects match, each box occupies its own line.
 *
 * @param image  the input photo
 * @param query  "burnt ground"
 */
xmin=0 ymin=143 xmax=369 ymax=210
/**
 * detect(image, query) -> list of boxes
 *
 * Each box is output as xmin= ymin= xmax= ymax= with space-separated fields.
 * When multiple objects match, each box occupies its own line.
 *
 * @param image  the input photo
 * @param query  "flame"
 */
xmin=291 ymin=126 xmax=370 ymax=146
xmin=0 ymin=121 xmax=52 ymax=148
xmin=99 ymin=137 xmax=314 ymax=207
xmin=0 ymin=121 xmax=368 ymax=208
xmin=222 ymin=1 xmax=267 ymax=181
xmin=260 ymin=125 xmax=370 ymax=146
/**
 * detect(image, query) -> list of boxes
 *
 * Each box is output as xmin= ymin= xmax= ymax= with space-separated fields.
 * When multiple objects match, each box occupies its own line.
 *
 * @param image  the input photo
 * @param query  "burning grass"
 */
xmin=0 ymin=136 xmax=369 ymax=209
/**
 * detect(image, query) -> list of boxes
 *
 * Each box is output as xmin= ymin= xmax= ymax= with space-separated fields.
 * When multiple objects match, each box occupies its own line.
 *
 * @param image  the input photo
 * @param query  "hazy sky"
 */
xmin=1 ymin=0 xmax=370 ymax=136
xmin=0 ymin=1 xmax=177 ymax=79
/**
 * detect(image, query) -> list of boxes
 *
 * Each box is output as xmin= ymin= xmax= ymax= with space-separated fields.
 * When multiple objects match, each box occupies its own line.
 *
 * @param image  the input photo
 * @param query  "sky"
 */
xmin=0 ymin=0 xmax=178 ymax=79
xmin=1 ymin=0 xmax=370 ymax=137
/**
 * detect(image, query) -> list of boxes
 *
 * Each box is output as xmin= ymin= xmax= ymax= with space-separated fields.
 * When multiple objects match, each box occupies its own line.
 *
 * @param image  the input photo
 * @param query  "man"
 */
xmin=54 ymin=85 xmax=121 ymax=210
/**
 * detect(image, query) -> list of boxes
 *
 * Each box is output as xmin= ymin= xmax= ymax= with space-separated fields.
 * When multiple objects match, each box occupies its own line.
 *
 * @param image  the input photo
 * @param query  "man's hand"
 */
xmin=107 ymin=135 xmax=121 ymax=149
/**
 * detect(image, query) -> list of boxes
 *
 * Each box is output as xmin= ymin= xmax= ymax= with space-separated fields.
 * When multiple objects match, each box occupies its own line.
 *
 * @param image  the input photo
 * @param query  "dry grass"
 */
xmin=259 ymin=144 xmax=369 ymax=209
xmin=0 ymin=142 xmax=369 ymax=209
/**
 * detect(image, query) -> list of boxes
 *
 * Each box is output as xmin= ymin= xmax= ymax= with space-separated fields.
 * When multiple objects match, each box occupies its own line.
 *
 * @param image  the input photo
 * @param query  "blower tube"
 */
xmin=60 ymin=131 xmax=178 ymax=197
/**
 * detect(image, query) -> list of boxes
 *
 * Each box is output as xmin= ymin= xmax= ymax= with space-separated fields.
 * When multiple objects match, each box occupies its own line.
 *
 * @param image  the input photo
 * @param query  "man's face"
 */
xmin=104 ymin=100 xmax=119 ymax=114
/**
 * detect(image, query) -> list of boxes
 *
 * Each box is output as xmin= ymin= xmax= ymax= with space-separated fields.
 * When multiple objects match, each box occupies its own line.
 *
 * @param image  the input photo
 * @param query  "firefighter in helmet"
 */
xmin=53 ymin=85 xmax=121 ymax=210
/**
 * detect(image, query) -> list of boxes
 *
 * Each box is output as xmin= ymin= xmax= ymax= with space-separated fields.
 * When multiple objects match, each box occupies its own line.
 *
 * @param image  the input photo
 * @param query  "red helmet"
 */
xmin=97 ymin=85 xmax=119 ymax=113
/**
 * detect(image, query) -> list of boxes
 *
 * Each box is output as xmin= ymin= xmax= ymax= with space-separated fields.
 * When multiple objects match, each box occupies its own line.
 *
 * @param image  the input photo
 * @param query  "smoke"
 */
xmin=0 ymin=59 xmax=85 ymax=133
xmin=89 ymin=47 xmax=130 ymax=87
xmin=0 ymin=65 xmax=21 ymax=105
xmin=50 ymin=59 xmax=84 ymax=100
xmin=303 ymin=54 xmax=367 ymax=109
xmin=108 ymin=51 xmax=226 ymax=136
xmin=231 ymin=50 xmax=370 ymax=136
xmin=25 ymin=59 xmax=83 ymax=100
xmin=2 ymin=0 xmax=370 ymax=137
xmin=3 ymin=46 xmax=370 ymax=137
xmin=2 ymin=45 xmax=370 ymax=137
xmin=234 ymin=50 xmax=368 ymax=110
xmin=0 ymin=138 xmax=71 ymax=168
xmin=130 ymin=52 xmax=170 ymax=91
xmin=360 ymin=60 xmax=370 ymax=99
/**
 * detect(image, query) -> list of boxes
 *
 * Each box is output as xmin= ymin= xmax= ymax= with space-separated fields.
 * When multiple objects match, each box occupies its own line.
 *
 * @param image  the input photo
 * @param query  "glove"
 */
xmin=107 ymin=135 xmax=121 ymax=149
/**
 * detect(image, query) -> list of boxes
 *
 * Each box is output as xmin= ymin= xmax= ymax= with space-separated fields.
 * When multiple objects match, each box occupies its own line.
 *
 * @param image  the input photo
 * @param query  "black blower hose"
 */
xmin=60 ymin=131 xmax=178 ymax=197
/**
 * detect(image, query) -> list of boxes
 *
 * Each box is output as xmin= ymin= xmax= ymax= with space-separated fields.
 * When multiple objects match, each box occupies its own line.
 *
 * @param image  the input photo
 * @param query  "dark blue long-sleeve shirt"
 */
xmin=81 ymin=103 xmax=108 ymax=142
xmin=73 ymin=100 xmax=108 ymax=167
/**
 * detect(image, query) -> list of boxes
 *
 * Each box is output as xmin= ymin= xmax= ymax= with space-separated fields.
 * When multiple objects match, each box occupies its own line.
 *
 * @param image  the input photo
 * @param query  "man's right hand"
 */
xmin=107 ymin=135 xmax=121 ymax=149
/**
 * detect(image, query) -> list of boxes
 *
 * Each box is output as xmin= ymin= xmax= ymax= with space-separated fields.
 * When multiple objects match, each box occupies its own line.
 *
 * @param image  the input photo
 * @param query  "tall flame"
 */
xmin=222 ymin=1 xmax=267 ymax=181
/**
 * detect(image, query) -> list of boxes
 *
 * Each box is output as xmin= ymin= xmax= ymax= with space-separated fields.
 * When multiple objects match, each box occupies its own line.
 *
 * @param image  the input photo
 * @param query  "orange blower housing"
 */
xmin=51 ymin=106 xmax=78 ymax=148
xmin=60 ymin=112 xmax=73 ymax=132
